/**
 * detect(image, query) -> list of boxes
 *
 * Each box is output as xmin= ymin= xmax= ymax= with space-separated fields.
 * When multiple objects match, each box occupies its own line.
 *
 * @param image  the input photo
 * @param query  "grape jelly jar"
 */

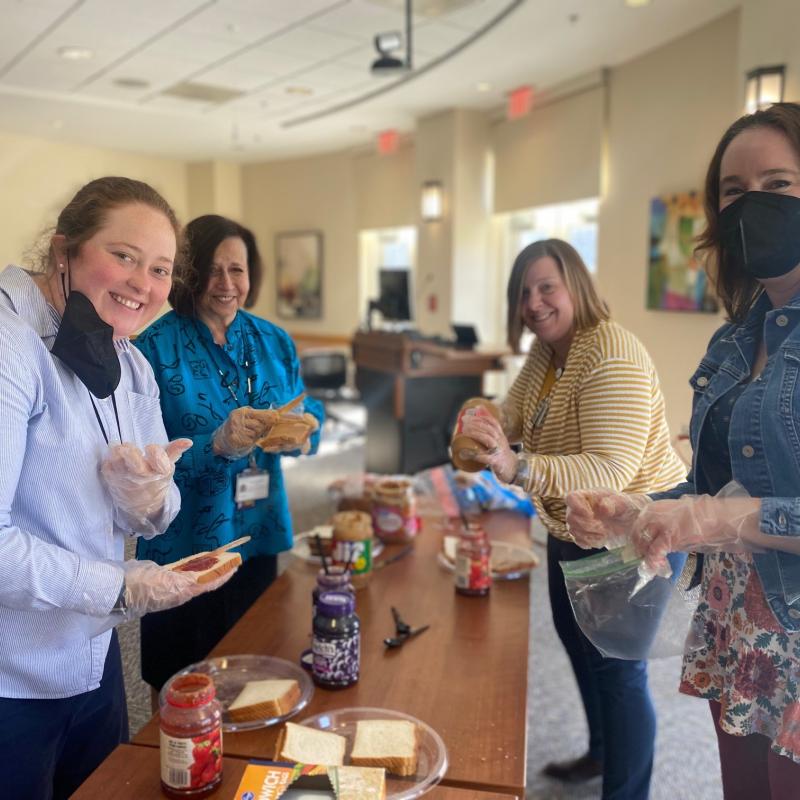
xmin=159 ymin=672 xmax=223 ymax=799
xmin=312 ymin=567 xmax=355 ymax=619
xmin=311 ymin=590 xmax=360 ymax=688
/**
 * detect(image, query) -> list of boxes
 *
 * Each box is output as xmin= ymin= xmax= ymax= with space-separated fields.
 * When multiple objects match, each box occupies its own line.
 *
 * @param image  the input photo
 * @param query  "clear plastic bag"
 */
xmin=561 ymin=548 xmax=702 ymax=660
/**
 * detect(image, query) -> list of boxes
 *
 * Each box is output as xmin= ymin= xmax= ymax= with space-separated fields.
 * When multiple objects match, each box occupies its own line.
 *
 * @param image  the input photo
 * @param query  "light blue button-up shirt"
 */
xmin=0 ymin=266 xmax=179 ymax=698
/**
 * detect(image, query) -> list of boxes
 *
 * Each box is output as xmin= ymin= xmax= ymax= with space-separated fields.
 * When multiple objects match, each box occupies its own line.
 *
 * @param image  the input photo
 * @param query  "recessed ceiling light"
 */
xmin=112 ymin=77 xmax=150 ymax=90
xmin=57 ymin=45 xmax=93 ymax=61
xmin=625 ymin=0 xmax=650 ymax=7
xmin=285 ymin=86 xmax=313 ymax=96
xmin=476 ymin=82 xmax=491 ymax=93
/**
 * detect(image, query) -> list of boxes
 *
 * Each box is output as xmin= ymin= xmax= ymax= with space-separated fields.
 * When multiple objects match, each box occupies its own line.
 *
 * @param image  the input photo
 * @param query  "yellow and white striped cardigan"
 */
xmin=504 ymin=319 xmax=687 ymax=540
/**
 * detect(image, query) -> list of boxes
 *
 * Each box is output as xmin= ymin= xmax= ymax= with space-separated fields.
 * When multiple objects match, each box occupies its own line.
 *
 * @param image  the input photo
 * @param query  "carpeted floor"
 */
xmin=119 ymin=420 xmax=723 ymax=798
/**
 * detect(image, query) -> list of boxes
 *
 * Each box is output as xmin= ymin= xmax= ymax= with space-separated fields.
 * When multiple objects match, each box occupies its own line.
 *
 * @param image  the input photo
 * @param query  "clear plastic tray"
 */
xmin=299 ymin=707 xmax=448 ymax=800
xmin=292 ymin=526 xmax=384 ymax=565
xmin=171 ymin=654 xmax=313 ymax=732
xmin=438 ymin=536 xmax=539 ymax=580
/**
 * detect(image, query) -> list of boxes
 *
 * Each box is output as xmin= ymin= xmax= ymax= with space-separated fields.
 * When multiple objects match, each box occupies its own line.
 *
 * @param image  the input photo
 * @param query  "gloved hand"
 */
xmin=631 ymin=493 xmax=761 ymax=575
xmin=101 ymin=439 xmax=192 ymax=524
xmin=565 ymin=490 xmax=652 ymax=550
xmin=212 ymin=406 xmax=277 ymax=458
xmin=118 ymin=559 xmax=237 ymax=619
xmin=458 ymin=409 xmax=518 ymax=483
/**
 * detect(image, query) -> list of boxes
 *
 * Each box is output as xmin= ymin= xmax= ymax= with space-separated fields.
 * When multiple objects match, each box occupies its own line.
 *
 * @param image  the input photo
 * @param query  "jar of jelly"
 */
xmin=311 ymin=591 xmax=360 ymax=689
xmin=312 ymin=566 xmax=355 ymax=619
xmin=454 ymin=521 xmax=492 ymax=597
xmin=159 ymin=672 xmax=223 ymax=798
xmin=371 ymin=478 xmax=419 ymax=544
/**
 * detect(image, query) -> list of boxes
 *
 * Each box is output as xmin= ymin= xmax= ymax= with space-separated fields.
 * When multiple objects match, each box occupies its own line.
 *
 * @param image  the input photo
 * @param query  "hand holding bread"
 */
xmin=212 ymin=406 xmax=279 ymax=458
xmin=100 ymin=438 xmax=192 ymax=523
xmin=117 ymin=558 xmax=237 ymax=619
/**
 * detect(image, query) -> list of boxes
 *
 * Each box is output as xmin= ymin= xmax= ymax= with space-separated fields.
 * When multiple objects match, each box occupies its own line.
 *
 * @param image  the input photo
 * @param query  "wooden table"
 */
xmin=73 ymin=744 xmax=521 ymax=799
xmin=134 ymin=512 xmax=532 ymax=796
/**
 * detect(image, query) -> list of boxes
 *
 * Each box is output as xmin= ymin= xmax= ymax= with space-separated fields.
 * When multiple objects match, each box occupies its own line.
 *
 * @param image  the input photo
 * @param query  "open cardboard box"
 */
xmin=234 ymin=761 xmax=384 ymax=800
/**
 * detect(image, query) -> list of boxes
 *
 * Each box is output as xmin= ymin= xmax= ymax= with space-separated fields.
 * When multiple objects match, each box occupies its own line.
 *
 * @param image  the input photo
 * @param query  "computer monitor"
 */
xmin=451 ymin=323 xmax=479 ymax=349
xmin=377 ymin=268 xmax=412 ymax=322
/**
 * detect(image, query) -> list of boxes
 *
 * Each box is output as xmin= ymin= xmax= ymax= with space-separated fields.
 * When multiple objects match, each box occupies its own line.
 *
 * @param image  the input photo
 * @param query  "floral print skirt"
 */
xmin=680 ymin=552 xmax=800 ymax=763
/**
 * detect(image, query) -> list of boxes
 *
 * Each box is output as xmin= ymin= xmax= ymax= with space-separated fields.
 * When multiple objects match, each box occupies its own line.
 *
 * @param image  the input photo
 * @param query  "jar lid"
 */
xmin=317 ymin=590 xmax=355 ymax=617
xmin=164 ymin=672 xmax=216 ymax=708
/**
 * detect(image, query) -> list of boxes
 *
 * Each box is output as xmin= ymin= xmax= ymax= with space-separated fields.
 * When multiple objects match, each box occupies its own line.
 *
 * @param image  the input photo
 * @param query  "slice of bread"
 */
xmin=349 ymin=719 xmax=419 ymax=777
xmin=226 ymin=679 xmax=301 ymax=723
xmin=329 ymin=766 xmax=386 ymax=800
xmin=275 ymin=721 xmax=347 ymax=766
xmin=167 ymin=550 xmax=242 ymax=584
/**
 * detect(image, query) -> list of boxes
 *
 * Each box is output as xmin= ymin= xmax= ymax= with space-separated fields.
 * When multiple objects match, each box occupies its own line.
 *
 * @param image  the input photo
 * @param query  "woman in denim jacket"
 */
xmin=567 ymin=103 xmax=800 ymax=800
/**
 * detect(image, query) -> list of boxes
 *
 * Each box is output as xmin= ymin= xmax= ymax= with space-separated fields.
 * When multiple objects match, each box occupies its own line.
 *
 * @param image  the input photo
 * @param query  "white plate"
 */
xmin=292 ymin=528 xmax=384 ymax=565
xmin=170 ymin=654 xmax=313 ymax=733
xmin=438 ymin=536 xmax=539 ymax=580
xmin=299 ymin=707 xmax=447 ymax=800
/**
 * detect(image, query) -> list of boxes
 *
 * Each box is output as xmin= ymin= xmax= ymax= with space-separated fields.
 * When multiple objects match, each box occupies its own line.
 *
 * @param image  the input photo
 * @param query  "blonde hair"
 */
xmin=506 ymin=239 xmax=609 ymax=352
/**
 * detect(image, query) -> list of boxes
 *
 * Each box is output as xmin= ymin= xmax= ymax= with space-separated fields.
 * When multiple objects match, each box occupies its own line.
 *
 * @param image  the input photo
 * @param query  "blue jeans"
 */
xmin=548 ymin=537 xmax=655 ymax=800
xmin=0 ymin=630 xmax=129 ymax=800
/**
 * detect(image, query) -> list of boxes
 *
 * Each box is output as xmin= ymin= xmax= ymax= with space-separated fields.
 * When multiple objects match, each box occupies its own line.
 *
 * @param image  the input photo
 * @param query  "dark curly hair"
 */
xmin=169 ymin=214 xmax=262 ymax=317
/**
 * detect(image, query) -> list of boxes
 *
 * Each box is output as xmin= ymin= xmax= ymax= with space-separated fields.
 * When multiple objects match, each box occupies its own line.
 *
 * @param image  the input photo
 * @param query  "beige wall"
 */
xmin=597 ymin=10 xmax=740 ymax=436
xmin=0 ymin=131 xmax=189 ymax=270
xmin=241 ymin=151 xmax=360 ymax=335
xmin=492 ymin=82 xmax=604 ymax=213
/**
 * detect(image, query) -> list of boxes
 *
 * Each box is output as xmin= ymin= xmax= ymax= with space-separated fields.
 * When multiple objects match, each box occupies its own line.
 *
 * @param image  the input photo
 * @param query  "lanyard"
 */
xmin=195 ymin=322 xmax=256 ymax=408
xmin=88 ymin=390 xmax=122 ymax=445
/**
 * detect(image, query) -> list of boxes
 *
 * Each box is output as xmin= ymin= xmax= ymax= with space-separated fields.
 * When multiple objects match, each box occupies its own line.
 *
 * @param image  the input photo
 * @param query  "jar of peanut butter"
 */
xmin=450 ymin=398 xmax=501 ymax=472
xmin=371 ymin=478 xmax=418 ymax=544
xmin=331 ymin=510 xmax=373 ymax=589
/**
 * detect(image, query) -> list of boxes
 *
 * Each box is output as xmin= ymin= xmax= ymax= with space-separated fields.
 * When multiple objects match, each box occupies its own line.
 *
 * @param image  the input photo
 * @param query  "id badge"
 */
xmin=235 ymin=467 xmax=269 ymax=509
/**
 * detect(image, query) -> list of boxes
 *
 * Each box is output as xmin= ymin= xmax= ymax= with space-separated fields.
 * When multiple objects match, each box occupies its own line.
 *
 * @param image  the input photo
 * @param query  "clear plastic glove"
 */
xmin=631 ymin=483 xmax=761 ymax=576
xmin=566 ymin=490 xmax=652 ymax=550
xmin=459 ymin=410 xmax=517 ymax=483
xmin=212 ymin=406 xmax=276 ymax=459
xmin=101 ymin=439 xmax=192 ymax=524
xmin=119 ymin=558 xmax=237 ymax=619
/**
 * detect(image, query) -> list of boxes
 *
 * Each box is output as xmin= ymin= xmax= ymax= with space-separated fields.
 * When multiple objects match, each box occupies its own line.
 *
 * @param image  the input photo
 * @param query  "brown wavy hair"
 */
xmin=506 ymin=239 xmax=609 ymax=353
xmin=695 ymin=102 xmax=800 ymax=322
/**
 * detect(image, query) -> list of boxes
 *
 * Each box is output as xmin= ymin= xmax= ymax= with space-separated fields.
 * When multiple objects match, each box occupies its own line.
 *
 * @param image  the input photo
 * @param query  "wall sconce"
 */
xmin=745 ymin=65 xmax=785 ymax=114
xmin=421 ymin=181 xmax=443 ymax=222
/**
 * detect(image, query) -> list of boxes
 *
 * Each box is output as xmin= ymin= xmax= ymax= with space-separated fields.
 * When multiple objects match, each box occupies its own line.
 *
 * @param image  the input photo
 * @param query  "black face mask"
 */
xmin=51 ymin=289 xmax=121 ymax=399
xmin=719 ymin=191 xmax=800 ymax=279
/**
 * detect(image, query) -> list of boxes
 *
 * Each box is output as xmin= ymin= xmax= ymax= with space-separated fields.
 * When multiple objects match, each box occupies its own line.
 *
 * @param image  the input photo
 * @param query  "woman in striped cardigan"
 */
xmin=460 ymin=238 xmax=686 ymax=800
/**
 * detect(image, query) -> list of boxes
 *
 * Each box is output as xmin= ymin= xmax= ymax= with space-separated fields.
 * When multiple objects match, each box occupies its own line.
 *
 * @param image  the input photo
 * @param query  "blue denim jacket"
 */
xmin=656 ymin=292 xmax=800 ymax=632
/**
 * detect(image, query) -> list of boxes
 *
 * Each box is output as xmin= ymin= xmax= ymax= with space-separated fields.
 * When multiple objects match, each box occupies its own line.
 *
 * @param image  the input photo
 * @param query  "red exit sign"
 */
xmin=507 ymin=85 xmax=534 ymax=120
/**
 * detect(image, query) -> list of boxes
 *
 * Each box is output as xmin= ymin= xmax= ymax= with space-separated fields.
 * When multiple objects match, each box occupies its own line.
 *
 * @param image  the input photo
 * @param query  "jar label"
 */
xmin=455 ymin=552 xmax=491 ymax=591
xmin=312 ymin=633 xmax=360 ymax=686
xmin=373 ymin=506 xmax=418 ymax=540
xmin=332 ymin=539 xmax=372 ymax=575
xmin=160 ymin=728 xmax=222 ymax=791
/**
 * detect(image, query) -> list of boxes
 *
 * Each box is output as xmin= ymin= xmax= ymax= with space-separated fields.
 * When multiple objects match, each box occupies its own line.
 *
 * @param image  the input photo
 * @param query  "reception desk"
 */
xmin=352 ymin=331 xmax=504 ymax=474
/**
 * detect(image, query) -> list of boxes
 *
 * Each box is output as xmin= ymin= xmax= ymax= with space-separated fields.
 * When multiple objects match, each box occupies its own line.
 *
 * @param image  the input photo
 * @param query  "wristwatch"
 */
xmin=111 ymin=581 xmax=128 ymax=615
xmin=512 ymin=456 xmax=531 ymax=489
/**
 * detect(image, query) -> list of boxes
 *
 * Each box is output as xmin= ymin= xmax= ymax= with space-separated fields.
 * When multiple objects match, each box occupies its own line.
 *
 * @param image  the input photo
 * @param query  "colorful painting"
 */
xmin=647 ymin=192 xmax=718 ymax=312
xmin=275 ymin=230 xmax=323 ymax=319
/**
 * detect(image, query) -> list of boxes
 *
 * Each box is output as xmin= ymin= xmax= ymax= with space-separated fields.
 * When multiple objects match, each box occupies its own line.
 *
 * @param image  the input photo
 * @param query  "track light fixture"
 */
xmin=371 ymin=0 xmax=412 ymax=75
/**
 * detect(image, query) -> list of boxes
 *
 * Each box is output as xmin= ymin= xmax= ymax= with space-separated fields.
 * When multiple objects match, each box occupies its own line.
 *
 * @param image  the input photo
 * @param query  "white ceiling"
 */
xmin=0 ymin=0 xmax=739 ymax=162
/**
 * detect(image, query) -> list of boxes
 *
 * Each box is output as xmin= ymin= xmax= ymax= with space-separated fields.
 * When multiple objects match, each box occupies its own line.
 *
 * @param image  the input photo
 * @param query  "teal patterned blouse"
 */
xmin=133 ymin=309 xmax=323 ymax=565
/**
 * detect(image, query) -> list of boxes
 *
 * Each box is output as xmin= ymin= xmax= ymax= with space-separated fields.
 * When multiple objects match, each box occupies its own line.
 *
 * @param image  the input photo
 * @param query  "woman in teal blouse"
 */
xmin=135 ymin=214 xmax=324 ymax=690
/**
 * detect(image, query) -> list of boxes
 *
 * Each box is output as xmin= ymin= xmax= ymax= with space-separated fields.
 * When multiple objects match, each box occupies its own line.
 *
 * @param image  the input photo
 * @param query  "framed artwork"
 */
xmin=646 ymin=192 xmax=718 ymax=313
xmin=275 ymin=230 xmax=323 ymax=319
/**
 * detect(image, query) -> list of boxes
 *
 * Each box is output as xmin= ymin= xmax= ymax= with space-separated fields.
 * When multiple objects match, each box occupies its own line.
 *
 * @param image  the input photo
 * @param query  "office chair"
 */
xmin=300 ymin=350 xmax=364 ymax=436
